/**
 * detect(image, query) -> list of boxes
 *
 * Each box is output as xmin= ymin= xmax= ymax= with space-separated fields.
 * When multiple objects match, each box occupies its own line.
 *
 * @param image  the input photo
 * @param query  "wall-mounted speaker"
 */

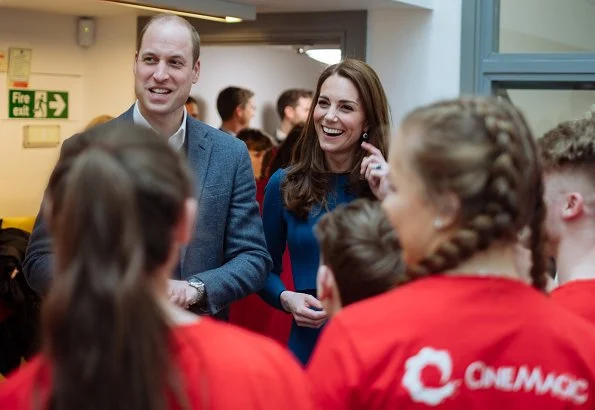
xmin=78 ymin=17 xmax=96 ymax=48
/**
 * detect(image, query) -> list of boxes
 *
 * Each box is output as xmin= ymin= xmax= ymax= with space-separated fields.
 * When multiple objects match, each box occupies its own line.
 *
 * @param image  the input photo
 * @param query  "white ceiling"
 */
xmin=0 ymin=0 xmax=431 ymax=18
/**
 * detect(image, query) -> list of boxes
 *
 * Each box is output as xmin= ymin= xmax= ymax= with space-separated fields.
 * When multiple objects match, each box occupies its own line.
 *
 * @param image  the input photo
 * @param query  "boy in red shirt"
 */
xmin=307 ymin=96 xmax=595 ymax=409
xmin=539 ymin=117 xmax=595 ymax=324
xmin=313 ymin=198 xmax=403 ymax=317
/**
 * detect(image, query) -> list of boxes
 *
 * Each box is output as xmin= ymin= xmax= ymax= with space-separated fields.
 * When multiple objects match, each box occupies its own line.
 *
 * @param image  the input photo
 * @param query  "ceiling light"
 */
xmin=100 ymin=0 xmax=254 ymax=23
xmin=305 ymin=49 xmax=342 ymax=65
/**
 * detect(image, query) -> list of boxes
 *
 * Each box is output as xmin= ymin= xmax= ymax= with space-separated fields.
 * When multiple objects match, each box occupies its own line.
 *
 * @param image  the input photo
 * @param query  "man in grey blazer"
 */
xmin=23 ymin=14 xmax=271 ymax=319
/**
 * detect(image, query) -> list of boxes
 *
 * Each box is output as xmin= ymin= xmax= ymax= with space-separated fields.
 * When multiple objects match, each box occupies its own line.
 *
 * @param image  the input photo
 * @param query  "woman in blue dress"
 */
xmin=259 ymin=59 xmax=391 ymax=364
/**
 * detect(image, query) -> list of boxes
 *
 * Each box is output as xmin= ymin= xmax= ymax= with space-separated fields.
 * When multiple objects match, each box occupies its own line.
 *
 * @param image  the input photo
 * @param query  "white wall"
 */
xmin=0 ymin=8 xmax=135 ymax=217
xmin=194 ymin=45 xmax=325 ymax=135
xmin=367 ymin=0 xmax=462 ymax=128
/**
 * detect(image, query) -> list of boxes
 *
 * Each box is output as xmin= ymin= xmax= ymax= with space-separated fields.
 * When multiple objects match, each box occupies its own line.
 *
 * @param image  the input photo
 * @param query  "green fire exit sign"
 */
xmin=9 ymin=89 xmax=69 ymax=119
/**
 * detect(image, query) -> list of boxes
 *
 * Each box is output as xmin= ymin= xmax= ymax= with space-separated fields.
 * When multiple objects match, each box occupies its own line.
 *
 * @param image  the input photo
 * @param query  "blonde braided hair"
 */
xmin=400 ymin=96 xmax=547 ymax=290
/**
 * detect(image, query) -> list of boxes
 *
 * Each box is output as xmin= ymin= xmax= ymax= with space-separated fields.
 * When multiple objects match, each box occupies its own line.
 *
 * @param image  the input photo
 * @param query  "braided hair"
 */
xmin=399 ymin=96 xmax=547 ymax=291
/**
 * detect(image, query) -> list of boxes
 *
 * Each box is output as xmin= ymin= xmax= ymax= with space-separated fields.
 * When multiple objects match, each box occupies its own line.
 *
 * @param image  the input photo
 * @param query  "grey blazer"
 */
xmin=23 ymin=107 xmax=272 ymax=318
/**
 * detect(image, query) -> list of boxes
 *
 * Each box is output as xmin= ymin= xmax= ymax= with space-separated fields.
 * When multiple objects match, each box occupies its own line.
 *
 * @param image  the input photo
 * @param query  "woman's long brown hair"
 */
xmin=41 ymin=124 xmax=192 ymax=410
xmin=282 ymin=59 xmax=391 ymax=218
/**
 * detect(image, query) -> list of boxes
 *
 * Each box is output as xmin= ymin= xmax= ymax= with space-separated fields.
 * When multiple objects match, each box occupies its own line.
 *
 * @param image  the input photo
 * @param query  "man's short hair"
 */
xmin=539 ymin=118 xmax=595 ymax=173
xmin=217 ymin=87 xmax=254 ymax=121
xmin=314 ymin=199 xmax=403 ymax=307
xmin=276 ymin=89 xmax=313 ymax=119
xmin=138 ymin=14 xmax=201 ymax=64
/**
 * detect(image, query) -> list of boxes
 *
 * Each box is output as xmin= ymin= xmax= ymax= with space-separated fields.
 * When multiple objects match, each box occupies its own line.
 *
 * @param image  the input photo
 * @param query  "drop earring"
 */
xmin=360 ymin=132 xmax=369 ymax=143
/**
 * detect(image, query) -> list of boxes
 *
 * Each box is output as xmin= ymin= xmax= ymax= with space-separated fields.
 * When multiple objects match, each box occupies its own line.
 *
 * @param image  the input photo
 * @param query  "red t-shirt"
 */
xmin=551 ymin=279 xmax=595 ymax=326
xmin=0 ymin=318 xmax=312 ymax=410
xmin=307 ymin=275 xmax=595 ymax=409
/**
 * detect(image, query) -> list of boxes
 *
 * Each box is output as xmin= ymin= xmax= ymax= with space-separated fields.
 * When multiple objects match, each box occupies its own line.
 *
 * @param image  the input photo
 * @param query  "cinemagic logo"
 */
xmin=402 ymin=347 xmax=589 ymax=406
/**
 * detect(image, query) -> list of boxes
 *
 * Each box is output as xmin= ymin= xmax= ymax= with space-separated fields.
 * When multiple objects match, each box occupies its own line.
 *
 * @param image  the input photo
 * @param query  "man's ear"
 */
xmin=192 ymin=59 xmax=200 ymax=84
xmin=316 ymin=264 xmax=336 ymax=302
xmin=173 ymin=198 xmax=197 ymax=244
xmin=283 ymin=105 xmax=295 ymax=121
xmin=234 ymin=104 xmax=244 ymax=120
xmin=133 ymin=52 xmax=139 ymax=76
xmin=562 ymin=192 xmax=584 ymax=221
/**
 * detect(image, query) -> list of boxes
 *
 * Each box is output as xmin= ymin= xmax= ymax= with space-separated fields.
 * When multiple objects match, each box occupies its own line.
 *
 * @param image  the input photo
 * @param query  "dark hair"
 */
xmin=41 ymin=124 xmax=192 ymax=410
xmin=538 ymin=117 xmax=595 ymax=174
xmin=216 ymin=86 xmax=254 ymax=121
xmin=282 ymin=59 xmax=391 ymax=219
xmin=398 ymin=96 xmax=547 ymax=291
xmin=186 ymin=96 xmax=197 ymax=105
xmin=138 ymin=14 xmax=201 ymax=64
xmin=315 ymin=199 xmax=403 ymax=306
xmin=269 ymin=123 xmax=305 ymax=176
xmin=276 ymin=89 xmax=313 ymax=119
xmin=236 ymin=128 xmax=274 ymax=152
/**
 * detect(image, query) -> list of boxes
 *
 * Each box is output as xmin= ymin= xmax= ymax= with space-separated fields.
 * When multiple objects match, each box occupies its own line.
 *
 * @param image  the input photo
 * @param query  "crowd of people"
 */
xmin=2 ymin=12 xmax=595 ymax=410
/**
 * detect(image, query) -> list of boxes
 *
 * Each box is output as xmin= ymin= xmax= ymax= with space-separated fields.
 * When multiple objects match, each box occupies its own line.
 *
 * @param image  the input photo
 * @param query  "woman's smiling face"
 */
xmin=313 ymin=74 xmax=367 ymax=164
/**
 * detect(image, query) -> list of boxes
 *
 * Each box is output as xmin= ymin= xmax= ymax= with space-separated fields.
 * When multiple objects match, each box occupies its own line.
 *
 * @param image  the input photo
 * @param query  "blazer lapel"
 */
xmin=186 ymin=118 xmax=214 ymax=204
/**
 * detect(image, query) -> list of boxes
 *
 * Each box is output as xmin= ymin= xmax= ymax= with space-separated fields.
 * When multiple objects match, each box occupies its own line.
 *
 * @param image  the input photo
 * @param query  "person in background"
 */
xmin=314 ymin=198 xmax=403 ymax=318
xmin=275 ymin=89 xmax=313 ymax=145
xmin=216 ymin=86 xmax=255 ymax=136
xmin=538 ymin=117 xmax=595 ymax=324
xmin=83 ymin=114 xmax=113 ymax=131
xmin=23 ymin=14 xmax=271 ymax=320
xmin=269 ymin=123 xmax=304 ymax=177
xmin=259 ymin=59 xmax=391 ymax=364
xmin=185 ymin=96 xmax=200 ymax=119
xmin=307 ymin=96 xmax=595 ymax=409
xmin=0 ymin=124 xmax=313 ymax=410
xmin=236 ymin=128 xmax=275 ymax=181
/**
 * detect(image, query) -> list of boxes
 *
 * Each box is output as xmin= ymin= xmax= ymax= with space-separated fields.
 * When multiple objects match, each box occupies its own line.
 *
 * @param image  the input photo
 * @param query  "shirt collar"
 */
xmin=133 ymin=100 xmax=187 ymax=151
xmin=275 ymin=128 xmax=287 ymax=142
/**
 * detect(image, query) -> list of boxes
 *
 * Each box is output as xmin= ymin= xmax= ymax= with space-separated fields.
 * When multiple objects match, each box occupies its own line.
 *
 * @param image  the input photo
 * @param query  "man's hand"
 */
xmin=168 ymin=279 xmax=199 ymax=308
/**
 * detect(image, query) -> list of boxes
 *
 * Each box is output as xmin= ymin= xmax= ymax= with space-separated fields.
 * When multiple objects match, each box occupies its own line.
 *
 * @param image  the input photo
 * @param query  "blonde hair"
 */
xmin=84 ymin=115 xmax=114 ymax=131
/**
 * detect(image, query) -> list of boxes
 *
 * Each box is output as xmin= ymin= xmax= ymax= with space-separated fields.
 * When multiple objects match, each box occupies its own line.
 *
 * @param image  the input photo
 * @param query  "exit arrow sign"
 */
xmin=9 ymin=89 xmax=69 ymax=119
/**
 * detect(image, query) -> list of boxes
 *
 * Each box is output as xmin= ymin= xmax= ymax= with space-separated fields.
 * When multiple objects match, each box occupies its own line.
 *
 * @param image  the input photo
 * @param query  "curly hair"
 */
xmin=539 ymin=117 xmax=595 ymax=173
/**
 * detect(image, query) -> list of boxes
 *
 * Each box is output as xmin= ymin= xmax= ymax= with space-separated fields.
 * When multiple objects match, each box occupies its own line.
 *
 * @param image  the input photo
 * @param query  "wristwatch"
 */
xmin=187 ymin=278 xmax=206 ymax=307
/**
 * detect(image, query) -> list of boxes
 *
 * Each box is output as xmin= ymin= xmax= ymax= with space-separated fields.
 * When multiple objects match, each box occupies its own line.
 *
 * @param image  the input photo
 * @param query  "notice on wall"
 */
xmin=9 ymin=89 xmax=69 ymax=119
xmin=0 ymin=50 xmax=7 ymax=73
xmin=7 ymin=47 xmax=32 ymax=88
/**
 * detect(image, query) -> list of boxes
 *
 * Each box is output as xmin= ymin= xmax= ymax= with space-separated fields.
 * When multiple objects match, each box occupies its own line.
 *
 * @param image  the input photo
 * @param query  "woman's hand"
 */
xmin=280 ymin=291 xmax=328 ymax=328
xmin=360 ymin=142 xmax=389 ymax=200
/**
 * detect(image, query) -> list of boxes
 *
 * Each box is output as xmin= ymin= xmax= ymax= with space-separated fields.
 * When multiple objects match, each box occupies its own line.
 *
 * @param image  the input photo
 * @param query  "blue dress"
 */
xmin=259 ymin=168 xmax=357 ymax=364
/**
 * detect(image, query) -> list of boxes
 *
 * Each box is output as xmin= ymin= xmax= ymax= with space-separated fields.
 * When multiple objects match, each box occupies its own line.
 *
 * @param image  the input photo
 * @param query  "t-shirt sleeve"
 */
xmin=306 ymin=318 xmax=361 ymax=410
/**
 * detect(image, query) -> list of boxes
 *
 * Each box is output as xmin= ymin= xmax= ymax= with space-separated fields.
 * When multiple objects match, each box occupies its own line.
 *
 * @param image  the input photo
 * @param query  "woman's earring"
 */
xmin=433 ymin=218 xmax=444 ymax=230
xmin=360 ymin=132 xmax=369 ymax=143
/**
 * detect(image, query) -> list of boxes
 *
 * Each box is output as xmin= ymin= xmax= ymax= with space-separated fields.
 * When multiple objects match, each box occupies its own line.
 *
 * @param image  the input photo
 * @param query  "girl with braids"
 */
xmin=259 ymin=59 xmax=391 ymax=365
xmin=0 ymin=124 xmax=312 ymax=410
xmin=307 ymin=96 xmax=595 ymax=409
